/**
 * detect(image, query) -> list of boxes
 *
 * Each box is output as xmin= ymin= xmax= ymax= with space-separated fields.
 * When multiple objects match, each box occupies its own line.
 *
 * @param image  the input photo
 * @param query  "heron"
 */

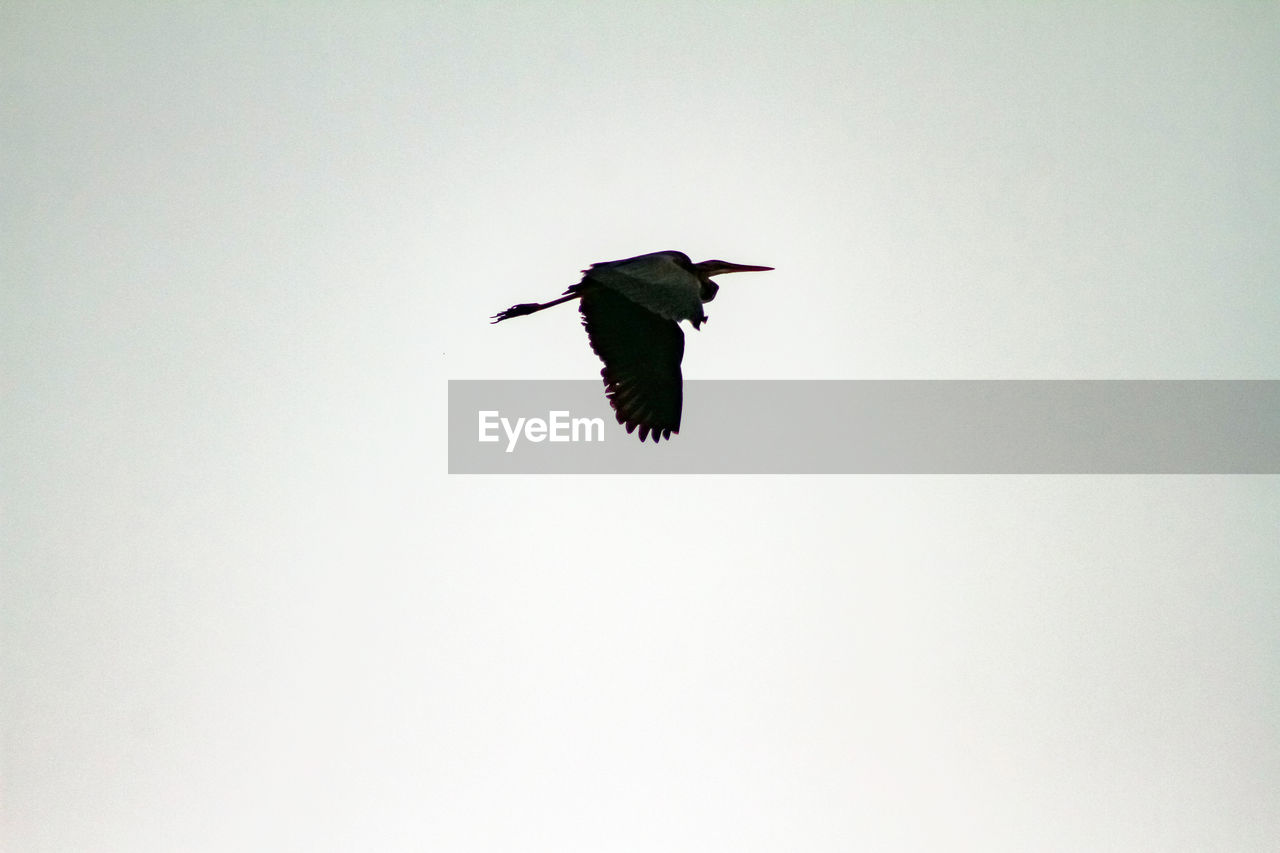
xmin=490 ymin=250 xmax=774 ymax=442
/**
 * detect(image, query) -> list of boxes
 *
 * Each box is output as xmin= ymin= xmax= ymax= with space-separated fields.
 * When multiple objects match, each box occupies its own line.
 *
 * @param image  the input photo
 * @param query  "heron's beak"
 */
xmin=706 ymin=261 xmax=774 ymax=276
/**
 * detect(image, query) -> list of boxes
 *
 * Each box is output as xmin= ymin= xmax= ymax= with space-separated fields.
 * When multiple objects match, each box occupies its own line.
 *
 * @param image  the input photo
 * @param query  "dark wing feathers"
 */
xmin=577 ymin=286 xmax=684 ymax=443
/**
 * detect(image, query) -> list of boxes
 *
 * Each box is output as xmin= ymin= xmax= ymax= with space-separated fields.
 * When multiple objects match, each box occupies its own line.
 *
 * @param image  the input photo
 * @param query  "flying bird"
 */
xmin=491 ymin=250 xmax=774 ymax=442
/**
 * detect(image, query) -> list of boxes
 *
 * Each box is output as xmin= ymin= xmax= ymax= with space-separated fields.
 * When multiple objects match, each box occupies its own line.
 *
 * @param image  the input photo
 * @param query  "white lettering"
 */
xmin=482 ymin=410 xmax=607 ymax=452
xmin=502 ymin=417 xmax=526 ymax=453
xmin=573 ymin=416 xmax=604 ymax=442
xmin=549 ymin=411 xmax=570 ymax=442
xmin=478 ymin=411 xmax=499 ymax=442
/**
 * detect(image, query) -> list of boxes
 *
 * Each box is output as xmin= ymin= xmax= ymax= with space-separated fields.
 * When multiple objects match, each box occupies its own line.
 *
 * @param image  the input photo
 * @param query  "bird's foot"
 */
xmin=490 ymin=303 xmax=539 ymax=323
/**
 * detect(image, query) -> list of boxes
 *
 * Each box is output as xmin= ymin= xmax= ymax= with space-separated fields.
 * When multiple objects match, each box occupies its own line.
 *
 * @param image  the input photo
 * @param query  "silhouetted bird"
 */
xmin=491 ymin=251 xmax=773 ymax=442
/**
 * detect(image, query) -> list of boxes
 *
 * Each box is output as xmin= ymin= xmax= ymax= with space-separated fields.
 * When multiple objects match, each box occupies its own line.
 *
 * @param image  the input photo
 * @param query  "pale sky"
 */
xmin=4 ymin=4 xmax=1279 ymax=851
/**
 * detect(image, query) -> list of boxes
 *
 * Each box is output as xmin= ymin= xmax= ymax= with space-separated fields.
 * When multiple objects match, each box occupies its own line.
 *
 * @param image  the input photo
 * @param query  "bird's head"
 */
xmin=693 ymin=259 xmax=775 ymax=277
xmin=690 ymin=259 xmax=773 ymax=304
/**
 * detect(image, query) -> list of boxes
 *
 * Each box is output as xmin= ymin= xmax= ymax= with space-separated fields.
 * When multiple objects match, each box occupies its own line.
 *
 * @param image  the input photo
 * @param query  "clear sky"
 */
xmin=4 ymin=3 xmax=1278 ymax=851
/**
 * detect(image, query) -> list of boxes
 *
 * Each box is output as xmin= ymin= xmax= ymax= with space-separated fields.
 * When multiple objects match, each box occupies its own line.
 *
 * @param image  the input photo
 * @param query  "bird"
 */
xmin=490 ymin=250 xmax=774 ymax=442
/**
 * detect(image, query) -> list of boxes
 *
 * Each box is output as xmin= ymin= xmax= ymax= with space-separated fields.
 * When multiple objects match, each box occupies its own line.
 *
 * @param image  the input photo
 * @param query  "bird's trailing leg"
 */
xmin=490 ymin=293 xmax=579 ymax=324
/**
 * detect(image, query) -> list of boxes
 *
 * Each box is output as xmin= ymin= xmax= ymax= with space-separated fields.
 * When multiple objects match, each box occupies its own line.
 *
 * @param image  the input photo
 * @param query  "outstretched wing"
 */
xmin=578 ymin=286 xmax=684 ymax=443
